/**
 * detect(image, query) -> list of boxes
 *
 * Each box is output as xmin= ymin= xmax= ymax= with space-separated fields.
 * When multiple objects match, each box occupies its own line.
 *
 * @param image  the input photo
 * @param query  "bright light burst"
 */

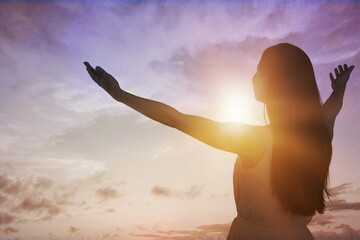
xmin=218 ymin=87 xmax=255 ymax=122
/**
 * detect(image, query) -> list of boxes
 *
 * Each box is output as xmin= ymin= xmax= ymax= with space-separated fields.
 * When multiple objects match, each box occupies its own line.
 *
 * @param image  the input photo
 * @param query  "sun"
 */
xmin=218 ymin=89 xmax=255 ymax=122
xmin=223 ymin=93 xmax=242 ymax=121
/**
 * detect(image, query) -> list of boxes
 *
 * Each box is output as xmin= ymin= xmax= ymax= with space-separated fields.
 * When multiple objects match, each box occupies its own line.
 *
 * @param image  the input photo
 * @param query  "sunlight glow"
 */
xmin=219 ymin=88 xmax=254 ymax=122
xmin=224 ymin=93 xmax=243 ymax=121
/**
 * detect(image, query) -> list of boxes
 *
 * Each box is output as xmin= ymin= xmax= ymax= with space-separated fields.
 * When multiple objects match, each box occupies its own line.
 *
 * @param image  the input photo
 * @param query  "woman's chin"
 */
xmin=255 ymin=95 xmax=265 ymax=103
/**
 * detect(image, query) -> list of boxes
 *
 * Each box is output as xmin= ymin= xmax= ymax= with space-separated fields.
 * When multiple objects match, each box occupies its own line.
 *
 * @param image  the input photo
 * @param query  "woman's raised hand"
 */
xmin=329 ymin=64 xmax=355 ymax=91
xmin=84 ymin=62 xmax=123 ymax=101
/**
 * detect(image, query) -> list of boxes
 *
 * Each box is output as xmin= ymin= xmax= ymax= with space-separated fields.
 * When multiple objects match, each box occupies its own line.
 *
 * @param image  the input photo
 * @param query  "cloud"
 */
xmin=329 ymin=183 xmax=352 ymax=197
xmin=320 ymin=183 xmax=360 ymax=212
xmin=130 ymin=221 xmax=358 ymax=240
xmin=0 ymin=174 xmax=23 ymax=195
xmin=96 ymin=186 xmax=122 ymax=201
xmin=309 ymin=213 xmax=335 ymax=227
xmin=69 ymin=226 xmax=80 ymax=234
xmin=0 ymin=212 xmax=15 ymax=225
xmin=100 ymin=233 xmax=119 ymax=240
xmin=157 ymin=230 xmax=192 ymax=235
xmin=150 ymin=185 xmax=203 ymax=199
xmin=0 ymin=194 xmax=7 ymax=205
xmin=326 ymin=199 xmax=360 ymax=211
xmin=209 ymin=193 xmax=230 ymax=199
xmin=131 ymin=233 xmax=164 ymax=239
xmin=130 ymin=222 xmax=231 ymax=240
xmin=13 ymin=197 xmax=62 ymax=219
xmin=147 ymin=0 xmax=360 ymax=113
xmin=0 ymin=171 xmax=125 ymax=227
xmin=308 ymin=183 xmax=360 ymax=228
xmin=0 ymin=173 xmax=51 ymax=196
xmin=0 ymin=174 xmax=64 ymax=222
xmin=2 ymin=226 xmax=19 ymax=235
xmin=0 ymin=2 xmax=77 ymax=46
xmin=105 ymin=208 xmax=116 ymax=213
xmin=0 ymin=2 xmax=124 ymax=155
xmin=0 ymin=173 xmax=54 ymax=197
xmin=33 ymin=177 xmax=54 ymax=190
xmin=149 ymin=36 xmax=272 ymax=88
xmin=151 ymin=186 xmax=173 ymax=197
xmin=313 ymin=224 xmax=360 ymax=240
xmin=196 ymin=223 xmax=230 ymax=233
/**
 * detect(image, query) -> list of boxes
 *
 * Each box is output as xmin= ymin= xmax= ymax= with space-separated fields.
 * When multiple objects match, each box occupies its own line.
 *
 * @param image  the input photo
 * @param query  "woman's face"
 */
xmin=252 ymin=65 xmax=268 ymax=103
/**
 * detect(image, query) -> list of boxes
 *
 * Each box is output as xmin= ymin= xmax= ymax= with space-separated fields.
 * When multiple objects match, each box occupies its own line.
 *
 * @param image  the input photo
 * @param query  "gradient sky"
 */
xmin=0 ymin=0 xmax=359 ymax=239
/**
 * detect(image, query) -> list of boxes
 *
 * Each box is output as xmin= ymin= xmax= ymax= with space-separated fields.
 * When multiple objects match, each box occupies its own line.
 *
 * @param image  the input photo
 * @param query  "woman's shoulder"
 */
xmin=244 ymin=124 xmax=272 ymax=144
xmin=238 ymin=124 xmax=270 ymax=169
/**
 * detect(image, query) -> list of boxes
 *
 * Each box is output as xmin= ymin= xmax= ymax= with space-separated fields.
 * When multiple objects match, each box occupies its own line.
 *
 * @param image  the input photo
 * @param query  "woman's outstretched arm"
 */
xmin=84 ymin=62 xmax=263 ymax=157
xmin=322 ymin=64 xmax=355 ymax=140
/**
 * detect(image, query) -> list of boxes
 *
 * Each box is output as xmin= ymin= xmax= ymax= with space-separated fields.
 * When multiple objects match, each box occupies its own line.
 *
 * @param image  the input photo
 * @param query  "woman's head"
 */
xmin=253 ymin=43 xmax=323 ymax=125
xmin=255 ymin=43 xmax=332 ymax=216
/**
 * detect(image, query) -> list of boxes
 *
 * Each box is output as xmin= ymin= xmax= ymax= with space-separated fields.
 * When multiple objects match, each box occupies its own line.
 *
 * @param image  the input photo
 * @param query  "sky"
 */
xmin=0 ymin=0 xmax=359 ymax=239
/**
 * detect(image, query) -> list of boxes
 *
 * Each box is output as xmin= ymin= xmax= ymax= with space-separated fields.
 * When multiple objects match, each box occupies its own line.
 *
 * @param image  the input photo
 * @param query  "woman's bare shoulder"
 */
xmin=237 ymin=124 xmax=267 ymax=166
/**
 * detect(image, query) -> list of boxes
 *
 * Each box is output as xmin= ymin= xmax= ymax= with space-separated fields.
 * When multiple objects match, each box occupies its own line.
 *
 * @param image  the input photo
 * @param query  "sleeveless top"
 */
xmin=227 ymin=125 xmax=314 ymax=240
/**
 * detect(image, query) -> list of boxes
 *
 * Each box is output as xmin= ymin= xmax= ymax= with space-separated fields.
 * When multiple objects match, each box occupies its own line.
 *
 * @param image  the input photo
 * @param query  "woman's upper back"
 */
xmin=233 ymin=125 xmax=312 ymax=228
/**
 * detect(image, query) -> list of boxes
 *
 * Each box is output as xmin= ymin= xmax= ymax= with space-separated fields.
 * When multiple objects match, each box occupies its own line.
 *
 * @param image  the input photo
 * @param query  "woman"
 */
xmin=84 ymin=43 xmax=354 ymax=239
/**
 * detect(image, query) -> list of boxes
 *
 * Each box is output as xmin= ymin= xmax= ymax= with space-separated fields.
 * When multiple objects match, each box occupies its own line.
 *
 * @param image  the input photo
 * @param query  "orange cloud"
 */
xmin=150 ymin=185 xmax=203 ymax=199
xmin=130 ymin=222 xmax=231 ymax=240
xmin=69 ymin=226 xmax=80 ymax=234
xmin=0 ymin=212 xmax=15 ymax=225
xmin=3 ymin=226 xmax=18 ymax=235
xmin=105 ymin=208 xmax=116 ymax=213
xmin=96 ymin=186 xmax=122 ymax=201
xmin=14 ymin=197 xmax=61 ymax=217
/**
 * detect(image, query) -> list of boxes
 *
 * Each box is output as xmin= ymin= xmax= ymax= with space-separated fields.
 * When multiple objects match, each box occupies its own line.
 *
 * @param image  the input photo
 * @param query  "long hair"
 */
xmin=260 ymin=43 xmax=332 ymax=216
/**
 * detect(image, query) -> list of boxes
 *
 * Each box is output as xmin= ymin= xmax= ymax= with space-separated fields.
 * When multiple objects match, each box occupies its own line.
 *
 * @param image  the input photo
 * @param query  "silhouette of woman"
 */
xmin=84 ymin=43 xmax=354 ymax=240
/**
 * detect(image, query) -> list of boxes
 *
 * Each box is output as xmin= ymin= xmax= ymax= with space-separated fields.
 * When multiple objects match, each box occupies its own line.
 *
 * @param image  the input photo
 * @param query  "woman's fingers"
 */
xmin=339 ymin=65 xmax=344 ymax=73
xmin=84 ymin=62 xmax=92 ymax=69
xmin=329 ymin=72 xmax=335 ymax=82
xmin=95 ymin=66 xmax=111 ymax=78
xmin=86 ymin=68 xmax=100 ymax=84
xmin=95 ymin=66 xmax=105 ymax=72
xmin=84 ymin=62 xmax=97 ymax=74
xmin=84 ymin=62 xmax=99 ymax=78
xmin=83 ymin=62 xmax=109 ymax=77
xmin=84 ymin=62 xmax=120 ymax=95
xmin=84 ymin=62 xmax=105 ymax=83
xmin=331 ymin=64 xmax=354 ymax=80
